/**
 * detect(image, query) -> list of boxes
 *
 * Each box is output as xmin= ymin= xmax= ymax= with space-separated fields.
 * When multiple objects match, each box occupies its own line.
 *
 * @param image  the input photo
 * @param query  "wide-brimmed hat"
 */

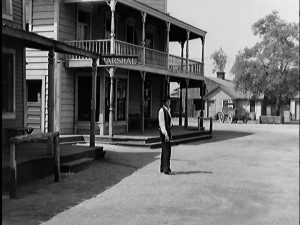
xmin=162 ymin=95 xmax=171 ymax=102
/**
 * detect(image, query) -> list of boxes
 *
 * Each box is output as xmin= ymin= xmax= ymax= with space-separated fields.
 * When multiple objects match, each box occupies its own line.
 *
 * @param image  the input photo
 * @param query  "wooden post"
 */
xmin=200 ymin=81 xmax=204 ymax=128
xmin=53 ymin=134 xmax=60 ymax=182
xmin=185 ymin=78 xmax=189 ymax=129
xmin=180 ymin=41 xmax=185 ymax=72
xmin=9 ymin=142 xmax=17 ymax=199
xmin=47 ymin=49 xmax=55 ymax=156
xmin=179 ymin=82 xmax=183 ymax=126
xmin=209 ymin=117 xmax=213 ymax=134
xmin=90 ymin=58 xmax=97 ymax=147
xmin=186 ymin=30 xmax=190 ymax=73
xmin=48 ymin=49 xmax=55 ymax=133
xmin=108 ymin=67 xmax=115 ymax=137
xmin=201 ymin=37 xmax=205 ymax=74
xmin=109 ymin=0 xmax=116 ymax=55
xmin=141 ymin=12 xmax=147 ymax=66
xmin=165 ymin=76 xmax=170 ymax=95
xmin=166 ymin=22 xmax=170 ymax=69
xmin=140 ymin=72 xmax=146 ymax=134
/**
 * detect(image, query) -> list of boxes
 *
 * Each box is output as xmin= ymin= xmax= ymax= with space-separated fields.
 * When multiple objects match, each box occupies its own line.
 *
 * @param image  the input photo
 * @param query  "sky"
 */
xmin=167 ymin=0 xmax=299 ymax=81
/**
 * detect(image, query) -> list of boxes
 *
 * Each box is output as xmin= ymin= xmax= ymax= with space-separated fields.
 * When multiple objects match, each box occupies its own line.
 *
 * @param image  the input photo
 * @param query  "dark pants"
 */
xmin=160 ymin=131 xmax=171 ymax=173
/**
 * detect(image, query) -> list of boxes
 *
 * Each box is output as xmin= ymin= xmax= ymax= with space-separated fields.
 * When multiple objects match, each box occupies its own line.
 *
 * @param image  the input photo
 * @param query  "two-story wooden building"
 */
xmin=25 ymin=0 xmax=207 ymax=137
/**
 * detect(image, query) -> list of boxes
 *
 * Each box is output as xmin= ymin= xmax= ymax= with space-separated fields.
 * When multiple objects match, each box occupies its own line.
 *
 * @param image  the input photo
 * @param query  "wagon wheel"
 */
xmin=218 ymin=112 xmax=225 ymax=123
xmin=228 ymin=113 xmax=234 ymax=123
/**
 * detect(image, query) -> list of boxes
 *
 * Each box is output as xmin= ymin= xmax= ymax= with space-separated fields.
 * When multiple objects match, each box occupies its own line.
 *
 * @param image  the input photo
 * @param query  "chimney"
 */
xmin=217 ymin=71 xmax=225 ymax=80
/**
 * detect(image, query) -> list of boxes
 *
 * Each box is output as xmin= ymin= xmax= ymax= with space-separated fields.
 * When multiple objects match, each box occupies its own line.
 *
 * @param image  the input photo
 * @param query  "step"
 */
xmin=60 ymin=135 xmax=85 ymax=144
xmin=60 ymin=141 xmax=86 ymax=145
xmin=61 ymin=158 xmax=94 ymax=173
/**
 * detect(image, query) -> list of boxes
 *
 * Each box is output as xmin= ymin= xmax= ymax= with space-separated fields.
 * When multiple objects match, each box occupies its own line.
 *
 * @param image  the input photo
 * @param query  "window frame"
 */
xmin=2 ymin=48 xmax=16 ymax=119
xmin=2 ymin=0 xmax=13 ymax=21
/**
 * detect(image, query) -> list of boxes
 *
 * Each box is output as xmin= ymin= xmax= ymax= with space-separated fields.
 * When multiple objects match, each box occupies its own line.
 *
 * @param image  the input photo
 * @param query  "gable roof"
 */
xmin=204 ymin=76 xmax=264 ymax=100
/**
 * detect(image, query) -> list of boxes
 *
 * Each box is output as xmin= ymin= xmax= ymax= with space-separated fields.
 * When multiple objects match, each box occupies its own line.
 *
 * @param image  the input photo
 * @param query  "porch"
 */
xmin=2 ymin=142 xmax=105 ymax=192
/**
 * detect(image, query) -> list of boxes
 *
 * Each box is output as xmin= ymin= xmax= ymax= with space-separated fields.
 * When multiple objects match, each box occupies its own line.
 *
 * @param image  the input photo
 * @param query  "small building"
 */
xmin=204 ymin=73 xmax=264 ymax=120
xmin=290 ymin=92 xmax=300 ymax=121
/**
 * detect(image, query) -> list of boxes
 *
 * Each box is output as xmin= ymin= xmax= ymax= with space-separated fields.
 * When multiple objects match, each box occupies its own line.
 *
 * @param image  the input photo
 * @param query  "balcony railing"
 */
xmin=65 ymin=39 xmax=203 ymax=75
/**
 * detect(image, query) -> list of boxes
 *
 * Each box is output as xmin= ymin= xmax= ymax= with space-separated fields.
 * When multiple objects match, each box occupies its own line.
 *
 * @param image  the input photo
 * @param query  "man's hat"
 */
xmin=162 ymin=95 xmax=171 ymax=102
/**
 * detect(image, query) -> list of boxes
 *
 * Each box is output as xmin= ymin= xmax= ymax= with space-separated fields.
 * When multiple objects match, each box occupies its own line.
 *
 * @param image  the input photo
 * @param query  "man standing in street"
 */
xmin=158 ymin=95 xmax=173 ymax=175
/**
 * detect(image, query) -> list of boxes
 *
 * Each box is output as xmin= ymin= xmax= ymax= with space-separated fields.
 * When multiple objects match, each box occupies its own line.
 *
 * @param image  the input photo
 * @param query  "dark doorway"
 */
xmin=78 ymin=76 xmax=100 ymax=121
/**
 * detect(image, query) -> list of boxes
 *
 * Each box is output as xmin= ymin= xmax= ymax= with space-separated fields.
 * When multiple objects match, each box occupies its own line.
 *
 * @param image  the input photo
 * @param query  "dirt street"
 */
xmin=2 ymin=122 xmax=299 ymax=225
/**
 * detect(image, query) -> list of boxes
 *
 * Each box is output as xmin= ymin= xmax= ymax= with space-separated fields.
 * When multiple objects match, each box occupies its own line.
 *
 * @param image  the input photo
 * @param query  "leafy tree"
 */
xmin=210 ymin=47 xmax=228 ymax=73
xmin=231 ymin=11 xmax=299 ymax=115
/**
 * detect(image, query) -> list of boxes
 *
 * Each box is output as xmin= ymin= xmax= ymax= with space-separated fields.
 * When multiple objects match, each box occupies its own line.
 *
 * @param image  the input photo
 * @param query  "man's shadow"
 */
xmin=174 ymin=170 xmax=213 ymax=175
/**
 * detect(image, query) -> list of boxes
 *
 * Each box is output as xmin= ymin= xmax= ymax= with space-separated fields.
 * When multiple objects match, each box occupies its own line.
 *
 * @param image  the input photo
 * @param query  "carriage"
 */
xmin=218 ymin=103 xmax=249 ymax=123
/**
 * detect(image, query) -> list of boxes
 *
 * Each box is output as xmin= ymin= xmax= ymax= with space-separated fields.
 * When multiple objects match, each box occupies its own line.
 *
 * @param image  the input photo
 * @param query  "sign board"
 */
xmin=100 ymin=55 xmax=138 ymax=66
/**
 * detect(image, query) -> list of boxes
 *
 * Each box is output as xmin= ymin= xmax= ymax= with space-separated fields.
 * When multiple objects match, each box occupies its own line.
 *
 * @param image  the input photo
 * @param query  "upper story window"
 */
xmin=2 ymin=48 xmax=16 ymax=119
xmin=77 ymin=10 xmax=91 ymax=40
xmin=2 ymin=0 xmax=13 ymax=20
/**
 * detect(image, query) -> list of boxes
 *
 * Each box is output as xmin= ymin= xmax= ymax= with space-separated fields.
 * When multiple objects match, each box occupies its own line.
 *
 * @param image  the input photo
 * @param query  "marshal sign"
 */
xmin=101 ymin=55 xmax=138 ymax=65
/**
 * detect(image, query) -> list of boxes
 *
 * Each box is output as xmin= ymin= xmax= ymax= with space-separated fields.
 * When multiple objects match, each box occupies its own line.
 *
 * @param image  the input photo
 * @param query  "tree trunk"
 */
xmin=275 ymin=95 xmax=281 ymax=116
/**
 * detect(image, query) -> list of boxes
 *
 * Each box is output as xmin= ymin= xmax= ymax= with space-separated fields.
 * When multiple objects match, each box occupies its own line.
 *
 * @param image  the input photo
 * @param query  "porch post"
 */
xmin=179 ymin=81 xmax=183 ymax=126
xmin=180 ymin=41 xmax=185 ymax=72
xmin=165 ymin=75 xmax=170 ymax=95
xmin=108 ymin=67 xmax=115 ymax=137
xmin=185 ymin=78 xmax=189 ymax=129
xmin=166 ymin=22 xmax=170 ymax=69
xmin=200 ymin=81 xmax=205 ymax=129
xmin=186 ymin=30 xmax=190 ymax=73
xmin=140 ymin=71 xmax=146 ymax=134
xmin=48 ymin=49 xmax=55 ymax=133
xmin=108 ymin=0 xmax=117 ymax=55
xmin=141 ymin=12 xmax=147 ymax=66
xmin=99 ymin=69 xmax=106 ymax=135
xmin=201 ymin=37 xmax=205 ymax=75
xmin=90 ymin=58 xmax=97 ymax=147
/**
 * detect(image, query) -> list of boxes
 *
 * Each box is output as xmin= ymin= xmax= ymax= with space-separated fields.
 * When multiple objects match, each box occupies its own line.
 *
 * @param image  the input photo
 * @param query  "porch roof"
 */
xmin=2 ymin=24 xmax=101 ymax=59
xmin=62 ymin=0 xmax=207 ymax=40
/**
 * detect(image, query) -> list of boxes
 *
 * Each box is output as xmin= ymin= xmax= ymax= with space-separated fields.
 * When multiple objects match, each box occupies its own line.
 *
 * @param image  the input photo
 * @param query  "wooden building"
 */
xmin=25 ymin=0 xmax=207 ymax=137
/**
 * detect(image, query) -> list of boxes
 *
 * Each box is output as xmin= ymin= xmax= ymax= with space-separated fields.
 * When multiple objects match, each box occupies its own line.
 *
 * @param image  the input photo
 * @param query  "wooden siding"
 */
xmin=2 ymin=0 xmax=23 ymax=28
xmin=26 ymin=102 xmax=42 ymax=132
xmin=60 ymin=65 xmax=75 ymax=134
xmin=136 ymin=0 xmax=167 ymax=12
xmin=25 ymin=0 xmax=55 ymax=133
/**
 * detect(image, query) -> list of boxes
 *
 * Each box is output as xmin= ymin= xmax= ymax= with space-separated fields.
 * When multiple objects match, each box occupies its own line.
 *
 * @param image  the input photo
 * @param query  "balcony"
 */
xmin=65 ymin=39 xmax=203 ymax=76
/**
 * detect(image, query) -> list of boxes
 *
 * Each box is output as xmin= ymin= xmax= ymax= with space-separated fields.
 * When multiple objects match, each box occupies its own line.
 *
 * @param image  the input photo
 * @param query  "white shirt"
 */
xmin=158 ymin=106 xmax=172 ymax=136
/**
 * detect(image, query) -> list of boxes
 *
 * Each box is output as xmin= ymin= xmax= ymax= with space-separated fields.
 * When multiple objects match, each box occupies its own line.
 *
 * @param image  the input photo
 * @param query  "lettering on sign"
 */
xmin=101 ymin=55 xmax=138 ymax=65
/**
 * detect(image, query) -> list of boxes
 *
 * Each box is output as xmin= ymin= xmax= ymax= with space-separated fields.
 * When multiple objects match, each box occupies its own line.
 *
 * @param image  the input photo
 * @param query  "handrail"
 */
xmin=8 ymin=131 xmax=60 ymax=199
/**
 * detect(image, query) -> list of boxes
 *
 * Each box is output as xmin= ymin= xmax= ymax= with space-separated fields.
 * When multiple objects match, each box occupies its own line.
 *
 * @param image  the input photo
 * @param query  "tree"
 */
xmin=231 ymin=11 xmax=299 ymax=115
xmin=210 ymin=47 xmax=228 ymax=73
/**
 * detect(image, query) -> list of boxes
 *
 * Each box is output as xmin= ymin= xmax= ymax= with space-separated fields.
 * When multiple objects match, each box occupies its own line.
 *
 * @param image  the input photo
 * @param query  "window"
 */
xmin=27 ymin=80 xmax=42 ymax=102
xmin=145 ymin=33 xmax=154 ymax=49
xmin=2 ymin=0 xmax=13 ymax=20
xmin=77 ymin=10 xmax=91 ymax=40
xmin=126 ymin=25 xmax=136 ymax=44
xmin=116 ymin=79 xmax=127 ymax=121
xmin=222 ymin=100 xmax=229 ymax=107
xmin=2 ymin=49 xmax=15 ymax=118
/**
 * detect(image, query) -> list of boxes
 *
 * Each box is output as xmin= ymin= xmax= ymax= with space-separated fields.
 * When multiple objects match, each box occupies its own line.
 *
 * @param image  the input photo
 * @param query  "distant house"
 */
xmin=204 ymin=73 xmax=264 ymax=120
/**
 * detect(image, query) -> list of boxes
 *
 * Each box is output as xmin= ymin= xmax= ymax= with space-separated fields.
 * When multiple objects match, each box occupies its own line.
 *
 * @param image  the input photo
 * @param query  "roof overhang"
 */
xmin=2 ymin=24 xmax=101 ymax=59
xmin=62 ymin=0 xmax=207 ymax=40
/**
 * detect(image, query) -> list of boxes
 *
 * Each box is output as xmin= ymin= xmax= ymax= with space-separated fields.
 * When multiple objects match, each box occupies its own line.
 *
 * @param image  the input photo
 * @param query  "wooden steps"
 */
xmin=61 ymin=158 xmax=94 ymax=173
